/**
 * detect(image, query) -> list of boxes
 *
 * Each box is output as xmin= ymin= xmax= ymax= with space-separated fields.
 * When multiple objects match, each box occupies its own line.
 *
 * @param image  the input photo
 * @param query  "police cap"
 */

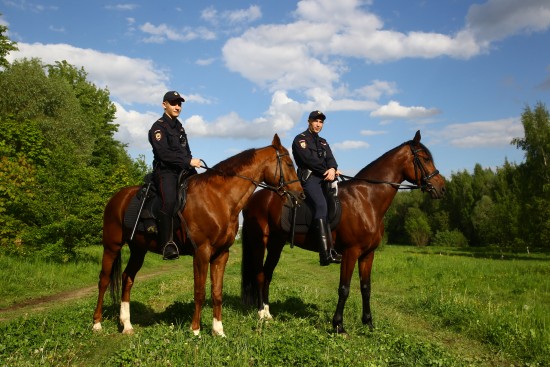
xmin=163 ymin=91 xmax=186 ymax=103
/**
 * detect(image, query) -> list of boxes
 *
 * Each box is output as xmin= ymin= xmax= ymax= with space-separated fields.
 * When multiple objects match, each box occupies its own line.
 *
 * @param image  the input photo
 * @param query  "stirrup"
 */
xmin=162 ymin=241 xmax=179 ymax=260
xmin=330 ymin=249 xmax=342 ymax=262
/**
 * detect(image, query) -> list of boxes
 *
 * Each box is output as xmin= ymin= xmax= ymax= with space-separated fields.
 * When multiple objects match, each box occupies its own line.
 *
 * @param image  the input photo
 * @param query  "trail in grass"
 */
xmin=0 ymin=264 xmax=180 ymax=321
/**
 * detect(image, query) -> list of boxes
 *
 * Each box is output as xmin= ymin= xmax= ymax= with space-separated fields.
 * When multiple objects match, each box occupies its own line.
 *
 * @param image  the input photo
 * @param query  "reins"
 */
xmin=198 ymin=146 xmax=299 ymax=195
xmin=337 ymin=142 xmax=439 ymax=192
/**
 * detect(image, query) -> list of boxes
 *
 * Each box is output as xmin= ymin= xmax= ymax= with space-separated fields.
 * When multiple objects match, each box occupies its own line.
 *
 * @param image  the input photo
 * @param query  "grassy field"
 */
xmin=0 ymin=243 xmax=548 ymax=366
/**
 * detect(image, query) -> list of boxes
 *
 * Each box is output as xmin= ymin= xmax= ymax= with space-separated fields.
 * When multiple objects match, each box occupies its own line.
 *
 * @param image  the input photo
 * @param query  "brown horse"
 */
xmin=92 ymin=134 xmax=303 ymax=337
xmin=240 ymin=130 xmax=446 ymax=334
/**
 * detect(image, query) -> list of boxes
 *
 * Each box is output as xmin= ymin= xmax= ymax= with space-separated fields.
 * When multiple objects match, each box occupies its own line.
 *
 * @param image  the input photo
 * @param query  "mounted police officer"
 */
xmin=148 ymin=91 xmax=202 ymax=260
xmin=292 ymin=110 xmax=342 ymax=266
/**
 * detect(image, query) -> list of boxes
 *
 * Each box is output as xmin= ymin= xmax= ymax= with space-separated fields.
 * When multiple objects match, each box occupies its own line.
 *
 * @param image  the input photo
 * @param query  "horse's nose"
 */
xmin=298 ymin=192 xmax=306 ymax=201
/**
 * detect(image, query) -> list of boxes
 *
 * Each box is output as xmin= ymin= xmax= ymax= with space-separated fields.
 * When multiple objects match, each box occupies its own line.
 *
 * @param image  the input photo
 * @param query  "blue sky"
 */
xmin=2 ymin=0 xmax=550 ymax=178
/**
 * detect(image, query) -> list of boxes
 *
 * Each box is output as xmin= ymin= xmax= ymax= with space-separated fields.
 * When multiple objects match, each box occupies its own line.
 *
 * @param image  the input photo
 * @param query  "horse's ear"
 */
xmin=413 ymin=130 xmax=421 ymax=144
xmin=272 ymin=134 xmax=282 ymax=148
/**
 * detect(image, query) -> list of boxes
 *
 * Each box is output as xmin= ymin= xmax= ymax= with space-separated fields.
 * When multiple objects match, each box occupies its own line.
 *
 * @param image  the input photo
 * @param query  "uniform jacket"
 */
xmin=292 ymin=129 xmax=338 ymax=178
xmin=148 ymin=113 xmax=193 ymax=172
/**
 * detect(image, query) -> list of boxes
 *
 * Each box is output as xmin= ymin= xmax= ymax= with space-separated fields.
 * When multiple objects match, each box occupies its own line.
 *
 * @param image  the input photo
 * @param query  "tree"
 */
xmin=404 ymin=207 xmax=431 ymax=246
xmin=0 ymin=14 xmax=18 ymax=68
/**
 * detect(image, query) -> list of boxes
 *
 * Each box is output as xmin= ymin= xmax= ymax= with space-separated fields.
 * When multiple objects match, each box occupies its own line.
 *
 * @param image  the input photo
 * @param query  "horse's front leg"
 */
xmin=332 ymin=248 xmax=359 ymax=335
xmin=191 ymin=246 xmax=210 ymax=336
xmin=119 ymin=246 xmax=146 ymax=334
xmin=210 ymin=249 xmax=229 ymax=337
xmin=358 ymin=251 xmax=375 ymax=330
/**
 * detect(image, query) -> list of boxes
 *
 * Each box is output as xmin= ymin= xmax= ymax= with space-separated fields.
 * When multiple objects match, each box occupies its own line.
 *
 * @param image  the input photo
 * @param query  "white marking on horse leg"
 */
xmin=119 ymin=301 xmax=134 ymax=334
xmin=212 ymin=317 xmax=226 ymax=337
xmin=191 ymin=327 xmax=201 ymax=337
xmin=258 ymin=304 xmax=273 ymax=320
xmin=92 ymin=322 xmax=102 ymax=332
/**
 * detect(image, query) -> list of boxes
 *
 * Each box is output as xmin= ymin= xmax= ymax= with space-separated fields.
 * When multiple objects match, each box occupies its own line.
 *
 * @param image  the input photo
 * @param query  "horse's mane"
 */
xmin=193 ymin=148 xmax=258 ymax=185
xmin=354 ymin=139 xmax=432 ymax=178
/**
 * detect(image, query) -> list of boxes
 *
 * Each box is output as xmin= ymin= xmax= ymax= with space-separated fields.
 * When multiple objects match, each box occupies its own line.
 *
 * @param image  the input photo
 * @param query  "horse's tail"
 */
xmin=241 ymin=214 xmax=259 ymax=307
xmin=109 ymin=252 xmax=122 ymax=305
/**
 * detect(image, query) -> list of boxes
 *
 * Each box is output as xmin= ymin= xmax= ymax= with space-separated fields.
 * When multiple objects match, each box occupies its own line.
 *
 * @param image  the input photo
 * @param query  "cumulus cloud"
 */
xmin=438 ymin=117 xmax=524 ymax=148
xmin=332 ymin=140 xmax=370 ymax=150
xmin=222 ymin=0 xmax=550 ymax=93
xmin=139 ymin=22 xmax=216 ymax=43
xmin=8 ymin=42 xmax=170 ymax=105
xmin=370 ymin=101 xmax=440 ymax=120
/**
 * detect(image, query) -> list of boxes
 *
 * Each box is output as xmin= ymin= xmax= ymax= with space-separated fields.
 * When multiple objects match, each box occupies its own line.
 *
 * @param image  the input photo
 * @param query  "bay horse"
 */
xmin=92 ymin=134 xmax=303 ymax=337
xmin=240 ymin=130 xmax=446 ymax=334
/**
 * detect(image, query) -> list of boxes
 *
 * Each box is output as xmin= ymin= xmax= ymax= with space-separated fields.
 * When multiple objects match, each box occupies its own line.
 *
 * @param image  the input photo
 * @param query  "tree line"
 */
xmin=0 ymin=22 xmax=146 ymax=261
xmin=1 ymin=20 xmax=549 ymax=261
xmin=385 ymin=102 xmax=550 ymax=252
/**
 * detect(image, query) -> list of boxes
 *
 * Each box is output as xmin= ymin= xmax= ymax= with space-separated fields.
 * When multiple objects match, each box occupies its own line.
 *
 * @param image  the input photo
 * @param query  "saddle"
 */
xmin=280 ymin=181 xmax=342 ymax=234
xmin=123 ymin=172 xmax=192 ymax=241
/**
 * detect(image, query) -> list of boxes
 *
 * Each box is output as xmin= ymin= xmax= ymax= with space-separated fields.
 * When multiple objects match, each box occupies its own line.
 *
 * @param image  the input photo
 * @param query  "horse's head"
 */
xmin=265 ymin=134 xmax=305 ymax=202
xmin=405 ymin=131 xmax=446 ymax=199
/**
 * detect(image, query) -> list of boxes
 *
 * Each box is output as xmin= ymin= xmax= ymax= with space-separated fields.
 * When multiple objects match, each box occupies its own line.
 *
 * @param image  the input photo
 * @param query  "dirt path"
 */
xmin=0 ymin=269 xmax=171 ymax=321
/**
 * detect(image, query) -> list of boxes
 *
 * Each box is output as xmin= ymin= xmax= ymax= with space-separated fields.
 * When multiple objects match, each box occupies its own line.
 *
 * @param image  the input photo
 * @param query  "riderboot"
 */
xmin=157 ymin=210 xmax=179 ymax=260
xmin=315 ymin=218 xmax=341 ymax=266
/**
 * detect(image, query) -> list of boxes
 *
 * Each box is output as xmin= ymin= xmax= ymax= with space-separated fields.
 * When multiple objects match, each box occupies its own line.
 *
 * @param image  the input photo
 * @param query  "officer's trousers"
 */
xmin=303 ymin=175 xmax=327 ymax=220
xmin=154 ymin=169 xmax=179 ymax=216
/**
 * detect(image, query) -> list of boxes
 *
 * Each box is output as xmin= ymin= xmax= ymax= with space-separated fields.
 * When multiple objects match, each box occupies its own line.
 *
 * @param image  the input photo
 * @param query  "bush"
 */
xmin=432 ymin=230 xmax=469 ymax=247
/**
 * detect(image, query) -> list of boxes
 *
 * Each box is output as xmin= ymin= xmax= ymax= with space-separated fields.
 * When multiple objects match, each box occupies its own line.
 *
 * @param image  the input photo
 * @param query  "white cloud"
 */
xmin=139 ymin=22 xmax=216 ymax=43
xmin=201 ymin=5 xmax=262 ymax=26
xmin=332 ymin=140 xmax=370 ymax=150
xmin=222 ymin=0 xmax=550 ymax=95
xmin=8 ymin=42 xmax=169 ymax=105
xmin=438 ymin=117 xmax=524 ymax=148
xmin=465 ymin=0 xmax=550 ymax=43
xmin=113 ymin=103 xmax=157 ymax=150
xmin=360 ymin=130 xmax=388 ymax=136
xmin=105 ymin=4 xmax=139 ymax=11
xmin=370 ymin=101 xmax=440 ymax=119
xmin=196 ymin=57 xmax=216 ymax=66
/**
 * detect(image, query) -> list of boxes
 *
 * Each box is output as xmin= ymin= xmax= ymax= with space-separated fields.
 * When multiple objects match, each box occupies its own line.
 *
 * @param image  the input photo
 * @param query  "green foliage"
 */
xmin=431 ymin=230 xmax=468 ymax=247
xmin=404 ymin=207 xmax=431 ymax=246
xmin=0 ymin=57 xmax=144 ymax=260
xmin=0 ymin=16 xmax=18 ymax=68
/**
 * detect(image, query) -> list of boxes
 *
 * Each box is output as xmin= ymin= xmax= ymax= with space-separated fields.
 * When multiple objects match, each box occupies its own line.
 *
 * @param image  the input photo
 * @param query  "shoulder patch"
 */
xmin=154 ymin=130 xmax=162 ymax=141
xmin=299 ymin=139 xmax=307 ymax=149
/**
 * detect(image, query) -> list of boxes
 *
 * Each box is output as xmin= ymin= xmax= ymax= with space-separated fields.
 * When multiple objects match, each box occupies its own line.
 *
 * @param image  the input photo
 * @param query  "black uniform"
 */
xmin=292 ymin=129 xmax=338 ymax=220
xmin=148 ymin=113 xmax=195 ymax=216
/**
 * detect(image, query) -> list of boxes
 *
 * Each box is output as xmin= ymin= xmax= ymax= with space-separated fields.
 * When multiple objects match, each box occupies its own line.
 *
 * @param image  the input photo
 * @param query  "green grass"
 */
xmin=0 ymin=243 xmax=548 ymax=366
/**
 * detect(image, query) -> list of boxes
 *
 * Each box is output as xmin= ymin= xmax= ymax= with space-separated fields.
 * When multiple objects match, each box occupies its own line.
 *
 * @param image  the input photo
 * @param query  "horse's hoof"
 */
xmin=334 ymin=324 xmax=348 ymax=336
xmin=122 ymin=328 xmax=135 ymax=335
xmin=92 ymin=323 xmax=102 ymax=332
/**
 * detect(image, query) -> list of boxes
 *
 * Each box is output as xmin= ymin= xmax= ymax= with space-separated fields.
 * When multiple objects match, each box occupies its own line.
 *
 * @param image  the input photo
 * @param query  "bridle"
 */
xmin=409 ymin=143 xmax=440 ymax=193
xmin=338 ymin=142 xmax=440 ymax=192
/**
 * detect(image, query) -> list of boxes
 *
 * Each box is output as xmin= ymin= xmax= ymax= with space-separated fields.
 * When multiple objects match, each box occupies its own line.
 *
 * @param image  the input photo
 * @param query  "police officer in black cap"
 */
xmin=148 ymin=91 xmax=202 ymax=260
xmin=292 ymin=110 xmax=342 ymax=266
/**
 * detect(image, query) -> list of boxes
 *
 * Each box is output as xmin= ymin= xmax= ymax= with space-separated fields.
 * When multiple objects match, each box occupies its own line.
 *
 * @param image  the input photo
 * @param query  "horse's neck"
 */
xmin=351 ymin=147 xmax=407 ymax=214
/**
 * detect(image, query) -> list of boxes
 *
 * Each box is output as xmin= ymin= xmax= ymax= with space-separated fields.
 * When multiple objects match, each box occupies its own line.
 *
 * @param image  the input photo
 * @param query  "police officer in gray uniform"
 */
xmin=292 ymin=110 xmax=342 ymax=266
xmin=148 ymin=91 xmax=202 ymax=260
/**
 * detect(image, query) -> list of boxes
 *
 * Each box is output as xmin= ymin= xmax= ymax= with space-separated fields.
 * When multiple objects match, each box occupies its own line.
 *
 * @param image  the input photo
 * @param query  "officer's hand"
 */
xmin=324 ymin=167 xmax=336 ymax=181
xmin=190 ymin=158 xmax=202 ymax=168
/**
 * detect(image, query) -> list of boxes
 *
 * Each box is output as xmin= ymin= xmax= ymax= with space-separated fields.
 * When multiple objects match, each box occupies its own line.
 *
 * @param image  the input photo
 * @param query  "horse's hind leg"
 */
xmin=119 ymin=245 xmax=147 ymax=334
xmin=260 ymin=235 xmax=285 ymax=320
xmin=93 ymin=246 xmax=121 ymax=331
xmin=358 ymin=251 xmax=375 ymax=330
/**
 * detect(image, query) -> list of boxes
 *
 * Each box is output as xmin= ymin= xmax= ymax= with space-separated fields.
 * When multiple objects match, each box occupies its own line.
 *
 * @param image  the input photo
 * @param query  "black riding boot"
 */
xmin=157 ymin=211 xmax=179 ymax=260
xmin=315 ymin=218 xmax=341 ymax=266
